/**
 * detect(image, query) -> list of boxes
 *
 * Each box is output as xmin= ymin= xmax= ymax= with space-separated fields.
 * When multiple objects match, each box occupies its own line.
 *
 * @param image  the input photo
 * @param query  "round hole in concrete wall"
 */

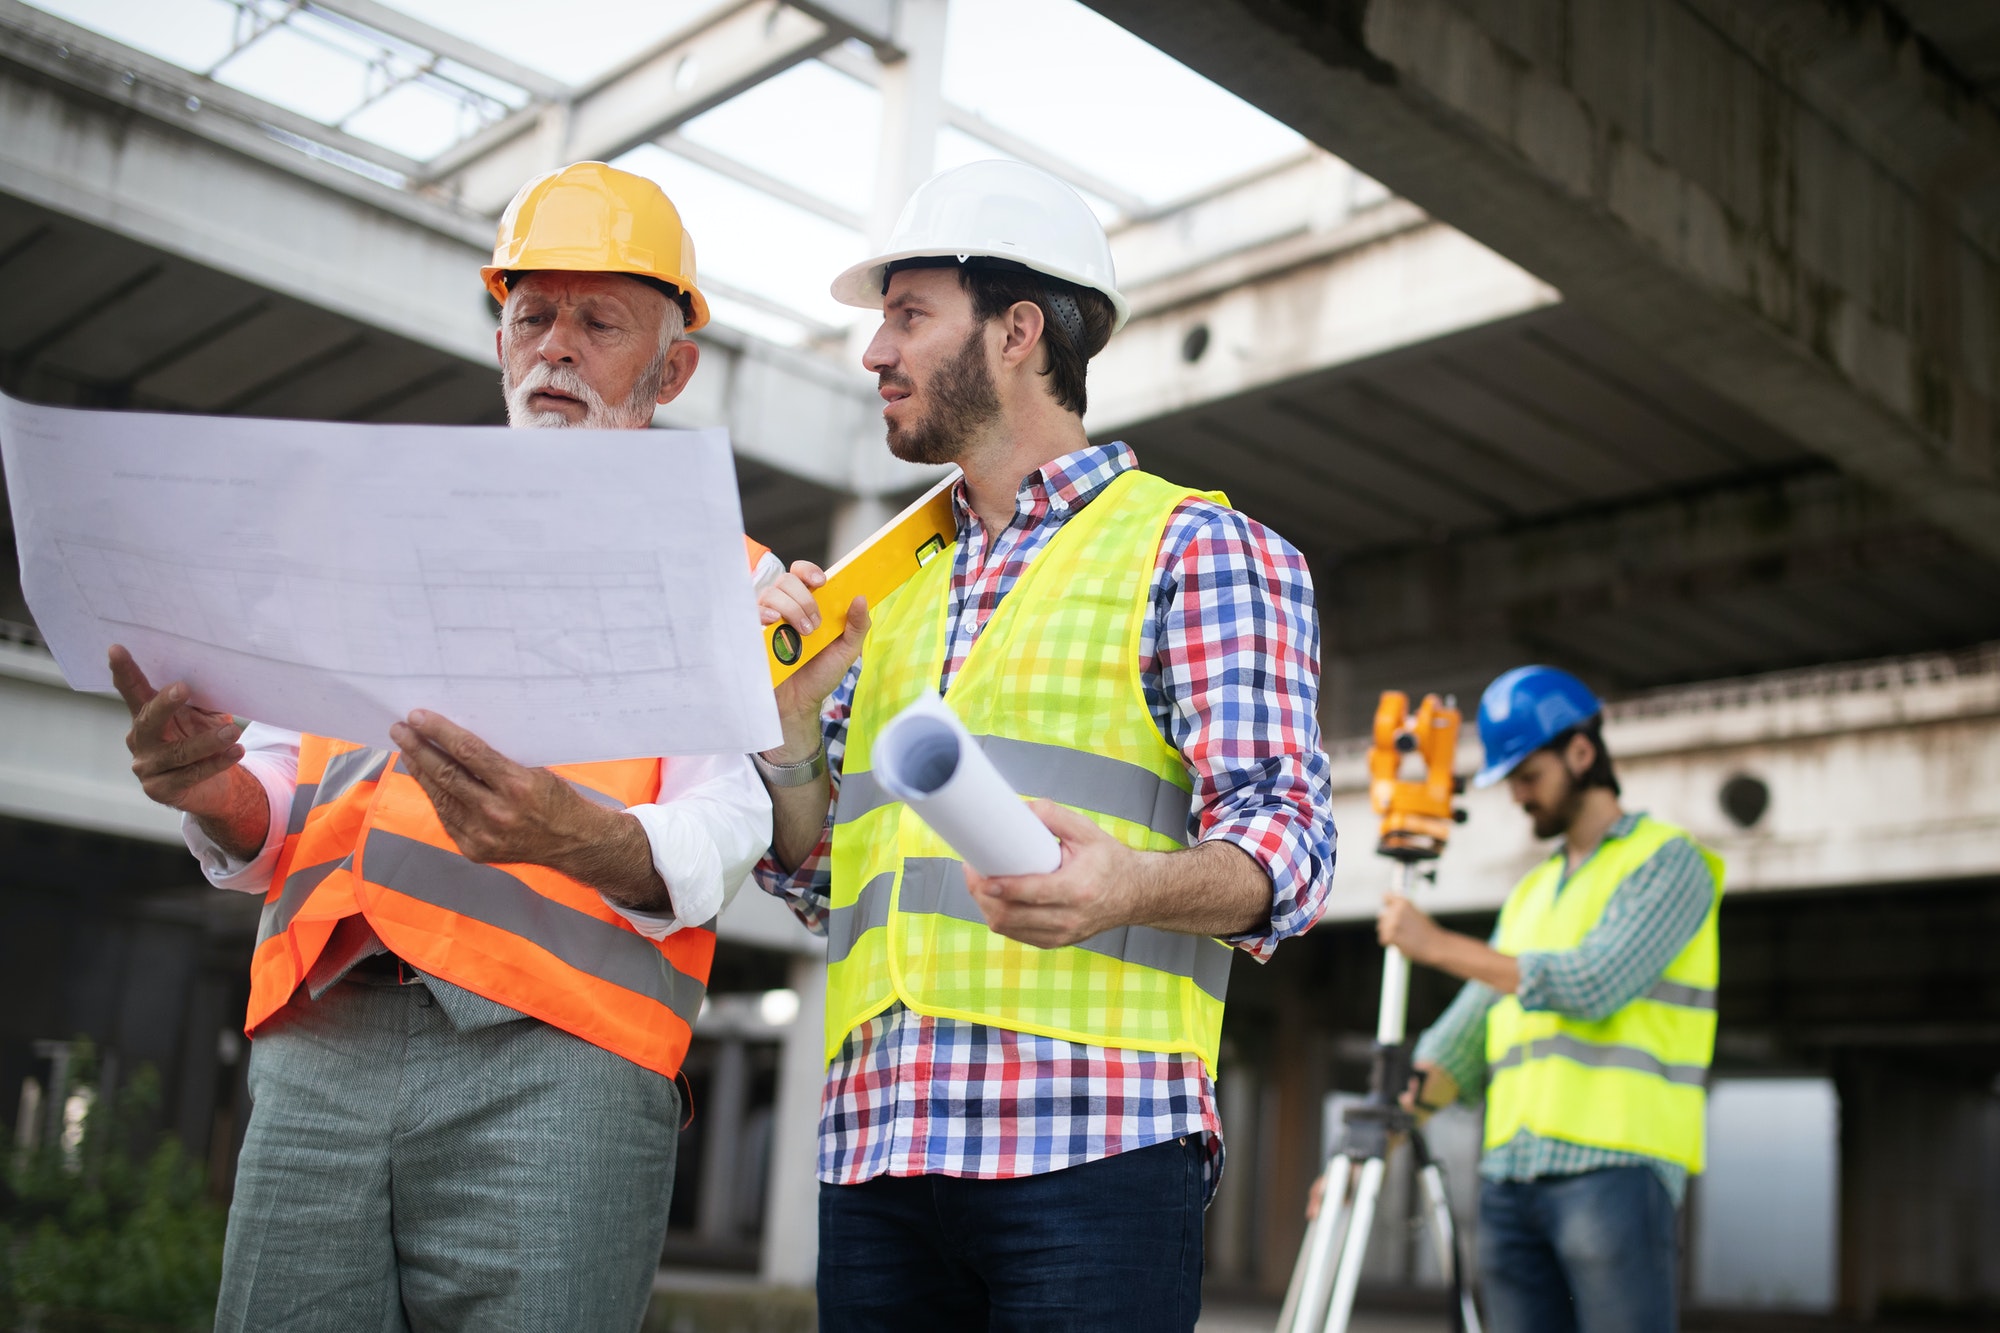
xmin=1181 ymin=323 xmax=1211 ymax=363
xmin=1719 ymin=773 xmax=1770 ymax=828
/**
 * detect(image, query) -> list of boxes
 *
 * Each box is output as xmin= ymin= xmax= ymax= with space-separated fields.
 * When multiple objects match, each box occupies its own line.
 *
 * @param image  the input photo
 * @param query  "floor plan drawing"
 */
xmin=4 ymin=391 xmax=778 ymax=763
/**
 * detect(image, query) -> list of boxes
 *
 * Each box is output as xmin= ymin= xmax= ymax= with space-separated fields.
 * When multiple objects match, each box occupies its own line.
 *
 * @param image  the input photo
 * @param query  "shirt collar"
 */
xmin=950 ymin=441 xmax=1136 ymax=532
xmin=1605 ymin=811 xmax=1644 ymax=840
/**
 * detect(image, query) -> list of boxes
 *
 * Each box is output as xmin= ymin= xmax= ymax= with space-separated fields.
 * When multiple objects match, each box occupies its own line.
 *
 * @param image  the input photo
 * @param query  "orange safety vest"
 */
xmin=243 ymin=535 xmax=775 ymax=1079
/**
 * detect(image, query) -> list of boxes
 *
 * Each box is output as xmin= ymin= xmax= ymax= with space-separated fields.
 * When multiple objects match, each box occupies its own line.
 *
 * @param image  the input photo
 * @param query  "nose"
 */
xmin=862 ymin=321 xmax=896 ymax=375
xmin=538 ymin=311 xmax=582 ymax=364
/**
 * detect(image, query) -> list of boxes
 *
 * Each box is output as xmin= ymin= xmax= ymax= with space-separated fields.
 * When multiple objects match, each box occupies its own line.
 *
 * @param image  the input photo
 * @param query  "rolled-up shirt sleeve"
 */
xmin=617 ymin=752 xmax=773 ymax=940
xmin=180 ymin=723 xmax=300 ymax=893
xmin=1413 ymin=976 xmax=1499 ymax=1106
xmin=1153 ymin=502 xmax=1337 ymax=961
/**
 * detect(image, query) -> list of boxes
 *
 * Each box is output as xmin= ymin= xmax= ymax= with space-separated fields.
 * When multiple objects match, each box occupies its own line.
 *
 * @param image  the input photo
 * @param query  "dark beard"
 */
xmin=1529 ymin=767 xmax=1586 ymax=839
xmin=885 ymin=325 xmax=1001 ymax=465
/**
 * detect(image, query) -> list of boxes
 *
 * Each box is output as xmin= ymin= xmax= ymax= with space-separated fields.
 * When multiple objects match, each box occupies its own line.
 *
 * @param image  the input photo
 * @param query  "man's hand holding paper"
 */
xmin=110 ymin=643 xmax=266 ymax=861
xmin=962 ymin=799 xmax=1139 ymax=949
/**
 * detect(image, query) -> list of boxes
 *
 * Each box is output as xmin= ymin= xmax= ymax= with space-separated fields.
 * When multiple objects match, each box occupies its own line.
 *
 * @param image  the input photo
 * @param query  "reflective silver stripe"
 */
xmin=285 ymin=746 xmax=393 ymax=836
xmin=837 ymin=737 xmax=1191 ymax=845
xmin=360 ymin=830 xmax=706 ymax=1028
xmin=894 ymin=856 xmax=1230 ymax=1002
xmin=1643 ymin=979 xmax=1717 ymax=1010
xmin=825 ymin=872 xmax=895 ymax=964
xmin=833 ymin=770 xmax=894 ymax=826
xmin=563 ymin=777 xmax=625 ymax=811
xmin=976 ymin=736 xmax=1191 ymax=846
xmin=1489 ymin=1034 xmax=1708 ymax=1087
xmin=285 ymin=784 xmax=319 ymax=836
xmin=319 ymin=746 xmax=392 ymax=806
xmin=256 ymin=855 xmax=351 ymax=945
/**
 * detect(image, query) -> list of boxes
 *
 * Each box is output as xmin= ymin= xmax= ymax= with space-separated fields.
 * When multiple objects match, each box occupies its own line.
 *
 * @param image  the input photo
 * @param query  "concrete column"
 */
xmin=759 ymin=953 xmax=828 ymax=1286
xmin=865 ymin=0 xmax=948 ymax=250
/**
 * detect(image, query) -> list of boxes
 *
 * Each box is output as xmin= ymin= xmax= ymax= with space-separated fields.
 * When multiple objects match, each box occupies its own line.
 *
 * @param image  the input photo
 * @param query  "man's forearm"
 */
xmin=1129 ymin=839 xmax=1270 ymax=937
xmin=548 ymin=808 xmax=672 ymax=913
xmin=191 ymin=767 xmax=274 ymax=863
xmin=767 ymin=775 xmax=834 ymax=875
xmin=1423 ymin=933 xmax=1521 ymax=995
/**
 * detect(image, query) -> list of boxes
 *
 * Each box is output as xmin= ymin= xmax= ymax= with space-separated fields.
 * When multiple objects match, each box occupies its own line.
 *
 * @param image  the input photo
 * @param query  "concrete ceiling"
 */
xmin=1893 ymin=1 xmax=2000 ymax=105
xmin=1109 ymin=303 xmax=2000 ymax=726
xmin=1111 ymin=304 xmax=1809 ymax=557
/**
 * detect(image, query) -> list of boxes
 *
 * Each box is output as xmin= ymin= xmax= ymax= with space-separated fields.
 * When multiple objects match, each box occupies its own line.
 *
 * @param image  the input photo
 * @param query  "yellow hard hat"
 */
xmin=481 ymin=161 xmax=710 ymax=332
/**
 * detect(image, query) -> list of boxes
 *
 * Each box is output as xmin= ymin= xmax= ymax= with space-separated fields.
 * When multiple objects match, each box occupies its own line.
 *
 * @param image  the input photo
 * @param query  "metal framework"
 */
xmin=0 ymin=0 xmax=1347 ymax=343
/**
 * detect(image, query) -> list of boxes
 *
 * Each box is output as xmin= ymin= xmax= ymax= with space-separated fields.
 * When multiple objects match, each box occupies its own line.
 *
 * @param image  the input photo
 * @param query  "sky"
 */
xmin=28 ymin=0 xmax=1308 ymax=344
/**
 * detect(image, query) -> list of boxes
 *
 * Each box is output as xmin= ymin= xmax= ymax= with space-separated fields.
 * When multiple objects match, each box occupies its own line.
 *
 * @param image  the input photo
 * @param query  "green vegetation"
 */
xmin=1 ymin=1041 xmax=225 ymax=1333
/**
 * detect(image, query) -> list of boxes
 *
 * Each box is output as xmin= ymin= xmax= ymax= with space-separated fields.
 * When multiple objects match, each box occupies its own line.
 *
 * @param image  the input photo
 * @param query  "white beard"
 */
xmin=503 ymin=360 xmax=658 ymax=430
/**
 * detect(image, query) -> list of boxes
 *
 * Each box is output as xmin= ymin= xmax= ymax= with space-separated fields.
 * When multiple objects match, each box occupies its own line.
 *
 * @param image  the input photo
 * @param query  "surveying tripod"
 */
xmin=1277 ymin=692 xmax=1482 ymax=1333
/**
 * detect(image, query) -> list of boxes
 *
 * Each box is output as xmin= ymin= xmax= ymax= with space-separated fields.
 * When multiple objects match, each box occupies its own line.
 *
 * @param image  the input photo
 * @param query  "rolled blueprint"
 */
xmin=872 ymin=693 xmax=1062 ymax=877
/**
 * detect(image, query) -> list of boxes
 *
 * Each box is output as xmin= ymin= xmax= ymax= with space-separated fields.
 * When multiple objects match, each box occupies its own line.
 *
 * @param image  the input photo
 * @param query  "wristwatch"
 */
xmin=752 ymin=744 xmax=827 ymax=788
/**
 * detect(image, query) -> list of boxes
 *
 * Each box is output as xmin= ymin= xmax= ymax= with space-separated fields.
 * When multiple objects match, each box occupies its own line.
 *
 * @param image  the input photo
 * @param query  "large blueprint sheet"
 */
xmin=1 ymin=392 xmax=781 ymax=765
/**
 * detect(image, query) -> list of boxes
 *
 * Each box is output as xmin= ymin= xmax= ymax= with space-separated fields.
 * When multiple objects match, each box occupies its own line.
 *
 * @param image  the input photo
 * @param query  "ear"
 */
xmin=1563 ymin=730 xmax=1597 ymax=777
xmin=494 ymin=325 xmax=504 ymax=366
xmin=996 ymin=299 xmax=1046 ymax=370
xmin=656 ymin=339 xmax=701 ymax=405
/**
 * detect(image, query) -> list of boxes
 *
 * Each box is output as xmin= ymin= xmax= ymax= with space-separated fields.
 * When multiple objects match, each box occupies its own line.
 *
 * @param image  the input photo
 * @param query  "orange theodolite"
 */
xmin=1367 ymin=690 xmax=1468 ymax=860
xmin=1279 ymin=690 xmax=1481 ymax=1333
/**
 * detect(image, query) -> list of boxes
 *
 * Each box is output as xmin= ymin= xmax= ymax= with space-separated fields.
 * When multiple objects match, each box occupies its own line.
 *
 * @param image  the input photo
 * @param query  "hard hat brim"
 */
xmin=481 ymin=264 xmax=710 ymax=333
xmin=831 ymin=247 xmax=1131 ymax=333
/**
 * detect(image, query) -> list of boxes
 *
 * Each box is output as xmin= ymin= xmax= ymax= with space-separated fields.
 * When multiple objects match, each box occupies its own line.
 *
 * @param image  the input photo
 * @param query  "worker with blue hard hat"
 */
xmin=1375 ymin=665 xmax=1726 ymax=1333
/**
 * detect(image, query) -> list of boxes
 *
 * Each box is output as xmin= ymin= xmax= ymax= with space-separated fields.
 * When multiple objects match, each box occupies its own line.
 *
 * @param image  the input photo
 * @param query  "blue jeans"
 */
xmin=1477 ymin=1167 xmax=1679 ymax=1333
xmin=816 ymin=1136 xmax=1205 ymax=1332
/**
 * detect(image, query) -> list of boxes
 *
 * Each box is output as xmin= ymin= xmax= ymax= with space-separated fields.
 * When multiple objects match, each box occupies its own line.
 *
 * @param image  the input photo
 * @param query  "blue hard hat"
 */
xmin=1473 ymin=666 xmax=1603 ymax=788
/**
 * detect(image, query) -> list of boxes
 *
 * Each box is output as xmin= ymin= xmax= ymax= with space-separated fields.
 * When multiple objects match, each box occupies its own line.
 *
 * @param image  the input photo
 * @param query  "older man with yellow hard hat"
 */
xmin=105 ymin=163 xmax=798 ymax=1332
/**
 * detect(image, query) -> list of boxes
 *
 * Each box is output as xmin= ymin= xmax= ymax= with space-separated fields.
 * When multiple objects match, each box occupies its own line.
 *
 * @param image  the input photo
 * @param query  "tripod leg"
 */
xmin=1416 ymin=1161 xmax=1483 ymax=1333
xmin=1320 ymin=1154 xmax=1387 ymax=1333
xmin=1277 ymin=1155 xmax=1353 ymax=1333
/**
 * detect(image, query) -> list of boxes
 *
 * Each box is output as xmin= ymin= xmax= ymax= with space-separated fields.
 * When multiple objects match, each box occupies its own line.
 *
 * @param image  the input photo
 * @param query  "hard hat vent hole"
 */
xmin=1719 ymin=773 xmax=1769 ymax=829
xmin=1182 ymin=324 xmax=1211 ymax=363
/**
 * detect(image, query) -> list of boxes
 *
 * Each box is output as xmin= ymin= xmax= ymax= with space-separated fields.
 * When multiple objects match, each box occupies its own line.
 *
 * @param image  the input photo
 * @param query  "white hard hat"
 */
xmin=831 ymin=159 xmax=1130 ymax=332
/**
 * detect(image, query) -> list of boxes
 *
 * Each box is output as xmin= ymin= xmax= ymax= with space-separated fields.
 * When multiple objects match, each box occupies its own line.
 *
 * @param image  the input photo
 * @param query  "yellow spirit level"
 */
xmin=766 ymin=469 xmax=960 ymax=685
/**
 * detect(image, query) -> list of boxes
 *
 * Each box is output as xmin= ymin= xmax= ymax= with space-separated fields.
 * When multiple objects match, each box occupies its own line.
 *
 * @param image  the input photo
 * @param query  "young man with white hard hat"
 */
xmin=109 ymin=162 xmax=802 ymax=1332
xmin=1378 ymin=666 xmax=1723 ymax=1333
xmin=751 ymin=159 xmax=1338 ymax=1329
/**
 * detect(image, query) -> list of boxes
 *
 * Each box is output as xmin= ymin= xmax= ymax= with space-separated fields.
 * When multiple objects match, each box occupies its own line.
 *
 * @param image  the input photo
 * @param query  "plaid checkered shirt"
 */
xmin=1412 ymin=811 xmax=1720 ymax=1203
xmin=753 ymin=442 xmax=1336 ymax=1191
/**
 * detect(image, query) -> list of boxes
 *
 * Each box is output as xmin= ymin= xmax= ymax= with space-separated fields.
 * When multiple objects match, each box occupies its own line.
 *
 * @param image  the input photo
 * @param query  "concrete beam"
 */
xmin=0 ymin=1 xmax=433 ymax=188
xmin=305 ymin=0 xmax=568 ymax=102
xmin=1089 ymin=208 xmax=1558 ymax=435
xmin=1316 ymin=467 xmax=1988 ymax=731
xmin=431 ymin=0 xmax=895 ymax=214
xmin=1317 ymin=641 xmax=2000 ymax=921
xmin=1080 ymin=0 xmax=2000 ymax=562
xmin=0 ymin=642 xmax=178 ymax=842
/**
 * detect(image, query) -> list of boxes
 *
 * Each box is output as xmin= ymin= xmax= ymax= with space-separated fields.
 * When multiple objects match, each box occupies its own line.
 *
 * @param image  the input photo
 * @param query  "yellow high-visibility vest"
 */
xmin=1484 ymin=816 xmax=1724 ymax=1171
xmin=824 ymin=469 xmax=1233 ymax=1070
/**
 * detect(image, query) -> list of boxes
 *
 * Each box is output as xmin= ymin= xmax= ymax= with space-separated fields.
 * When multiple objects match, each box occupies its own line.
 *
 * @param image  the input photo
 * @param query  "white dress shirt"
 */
xmin=182 ymin=550 xmax=786 ymax=939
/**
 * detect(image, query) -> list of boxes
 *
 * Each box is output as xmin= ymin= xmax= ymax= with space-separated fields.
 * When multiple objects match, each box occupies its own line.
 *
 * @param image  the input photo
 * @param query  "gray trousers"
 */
xmin=216 ymin=973 xmax=679 ymax=1333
